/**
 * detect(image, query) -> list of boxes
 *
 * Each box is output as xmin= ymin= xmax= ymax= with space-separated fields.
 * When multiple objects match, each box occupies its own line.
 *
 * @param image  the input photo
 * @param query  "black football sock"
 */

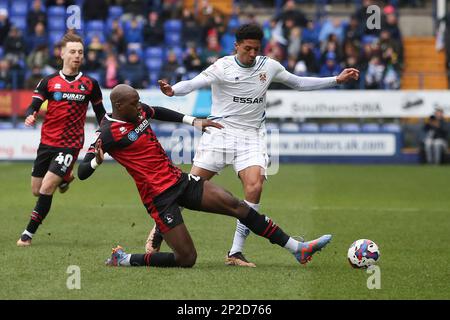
xmin=239 ymin=208 xmax=289 ymax=247
xmin=25 ymin=194 xmax=53 ymax=235
xmin=130 ymin=252 xmax=177 ymax=267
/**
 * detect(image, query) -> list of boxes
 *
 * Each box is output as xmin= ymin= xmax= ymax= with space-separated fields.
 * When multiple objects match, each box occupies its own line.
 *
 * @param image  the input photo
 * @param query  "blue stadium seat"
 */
xmin=341 ymin=123 xmax=360 ymax=132
xmin=0 ymin=46 xmax=3 ymax=58
xmin=10 ymin=0 xmax=28 ymax=16
xmin=381 ymin=123 xmax=401 ymax=133
xmin=146 ymin=58 xmax=163 ymax=71
xmin=320 ymin=123 xmax=339 ymax=132
xmin=280 ymin=123 xmax=300 ymax=133
xmin=47 ymin=6 xmax=66 ymax=17
xmin=85 ymin=71 xmax=101 ymax=81
xmin=300 ymin=123 xmax=320 ymax=132
xmin=0 ymin=0 xmax=8 ymax=11
xmin=148 ymin=71 xmax=160 ymax=86
xmin=164 ymin=19 xmax=182 ymax=33
xmin=145 ymin=47 xmax=163 ymax=59
xmin=108 ymin=6 xmax=123 ymax=19
xmin=165 ymin=32 xmax=182 ymax=47
xmin=105 ymin=17 xmax=122 ymax=33
xmin=48 ymin=16 xmax=67 ymax=31
xmin=361 ymin=123 xmax=380 ymax=132
xmin=9 ymin=15 xmax=27 ymax=32
xmin=48 ymin=30 xmax=65 ymax=46
xmin=86 ymin=20 xmax=105 ymax=33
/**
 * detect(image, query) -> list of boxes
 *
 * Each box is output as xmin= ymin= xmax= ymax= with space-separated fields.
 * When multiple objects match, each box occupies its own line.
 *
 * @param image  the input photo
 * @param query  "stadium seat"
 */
xmin=165 ymin=46 xmax=183 ymax=62
xmin=86 ymin=20 xmax=105 ymax=33
xmin=85 ymin=31 xmax=106 ymax=45
xmin=164 ymin=19 xmax=182 ymax=33
xmin=145 ymin=47 xmax=164 ymax=59
xmin=320 ymin=123 xmax=339 ymax=132
xmin=47 ymin=6 xmax=66 ymax=17
xmin=165 ymin=33 xmax=182 ymax=47
xmin=48 ymin=16 xmax=67 ymax=31
xmin=48 ymin=30 xmax=65 ymax=47
xmin=381 ymin=123 xmax=402 ymax=133
xmin=300 ymin=123 xmax=320 ymax=132
xmin=10 ymin=0 xmax=28 ymax=16
xmin=0 ymin=0 xmax=7 ymax=11
xmin=280 ymin=123 xmax=300 ymax=132
xmin=9 ymin=16 xmax=27 ymax=32
xmin=148 ymin=71 xmax=160 ymax=86
xmin=341 ymin=123 xmax=360 ymax=132
xmin=0 ymin=46 xmax=3 ymax=58
xmin=361 ymin=123 xmax=381 ymax=132
xmin=146 ymin=58 xmax=163 ymax=71
xmin=108 ymin=6 xmax=123 ymax=19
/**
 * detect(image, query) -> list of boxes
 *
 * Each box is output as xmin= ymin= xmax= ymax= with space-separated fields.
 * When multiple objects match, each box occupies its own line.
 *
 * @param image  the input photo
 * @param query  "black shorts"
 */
xmin=146 ymin=173 xmax=205 ymax=233
xmin=32 ymin=143 xmax=80 ymax=179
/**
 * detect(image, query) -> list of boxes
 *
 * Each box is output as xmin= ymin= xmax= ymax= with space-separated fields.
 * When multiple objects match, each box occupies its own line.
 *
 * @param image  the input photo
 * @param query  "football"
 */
xmin=347 ymin=239 xmax=380 ymax=268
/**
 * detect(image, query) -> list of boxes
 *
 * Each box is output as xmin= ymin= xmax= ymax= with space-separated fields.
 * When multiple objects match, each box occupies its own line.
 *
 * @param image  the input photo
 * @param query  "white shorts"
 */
xmin=193 ymin=123 xmax=269 ymax=175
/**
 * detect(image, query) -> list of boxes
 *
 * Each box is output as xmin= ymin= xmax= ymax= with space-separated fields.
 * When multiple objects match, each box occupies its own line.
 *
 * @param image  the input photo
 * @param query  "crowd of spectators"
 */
xmin=0 ymin=0 xmax=405 ymax=90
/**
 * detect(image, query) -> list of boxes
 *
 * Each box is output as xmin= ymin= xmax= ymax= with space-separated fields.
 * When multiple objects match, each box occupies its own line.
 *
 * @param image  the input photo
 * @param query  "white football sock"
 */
xmin=284 ymin=237 xmax=301 ymax=254
xmin=119 ymin=254 xmax=131 ymax=266
xmin=22 ymin=230 xmax=34 ymax=238
xmin=229 ymin=200 xmax=260 ymax=256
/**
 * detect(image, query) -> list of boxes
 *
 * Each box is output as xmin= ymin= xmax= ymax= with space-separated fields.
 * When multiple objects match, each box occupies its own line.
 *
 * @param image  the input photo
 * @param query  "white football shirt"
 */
xmin=172 ymin=55 xmax=338 ymax=129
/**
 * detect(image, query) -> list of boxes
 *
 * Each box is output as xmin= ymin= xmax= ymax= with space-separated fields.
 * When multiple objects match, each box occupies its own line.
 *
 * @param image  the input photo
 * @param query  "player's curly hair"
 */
xmin=235 ymin=24 xmax=263 ymax=42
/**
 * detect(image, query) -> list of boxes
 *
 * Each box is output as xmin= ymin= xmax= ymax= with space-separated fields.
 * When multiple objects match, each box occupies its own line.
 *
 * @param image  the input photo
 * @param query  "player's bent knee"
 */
xmin=244 ymin=182 xmax=263 ymax=199
xmin=177 ymin=250 xmax=197 ymax=268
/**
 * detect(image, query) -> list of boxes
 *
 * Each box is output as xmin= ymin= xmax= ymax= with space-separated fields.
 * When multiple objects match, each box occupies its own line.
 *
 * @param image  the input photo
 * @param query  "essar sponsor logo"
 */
xmin=233 ymin=96 xmax=264 ymax=104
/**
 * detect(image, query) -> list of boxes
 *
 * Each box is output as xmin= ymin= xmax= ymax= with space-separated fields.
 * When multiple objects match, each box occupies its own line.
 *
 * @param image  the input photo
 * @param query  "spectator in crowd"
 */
xmin=321 ymin=35 xmax=342 ymax=66
xmin=343 ymin=14 xmax=363 ymax=47
xmin=204 ymin=13 xmax=227 ymax=43
xmin=181 ymin=8 xmax=203 ymax=48
xmin=159 ymin=50 xmax=184 ymax=84
xmin=161 ymin=0 xmax=183 ymax=20
xmin=221 ymin=21 xmax=240 ymax=55
xmin=142 ymin=11 xmax=164 ymax=47
xmin=264 ymin=36 xmax=285 ymax=63
xmin=286 ymin=25 xmax=302 ymax=58
xmin=422 ymin=108 xmax=448 ymax=164
xmin=27 ymin=22 xmax=47 ymax=54
xmin=365 ymin=55 xmax=385 ymax=89
xmin=45 ymin=43 xmax=62 ymax=73
xmin=26 ymin=43 xmax=49 ymax=70
xmin=27 ymin=0 xmax=47 ymax=35
xmin=277 ymin=0 xmax=308 ymax=28
xmin=122 ymin=0 xmax=148 ymax=22
xmin=84 ymin=50 xmax=102 ymax=72
xmin=88 ymin=34 xmax=105 ymax=57
xmin=319 ymin=52 xmax=342 ymax=78
xmin=183 ymin=46 xmax=203 ymax=73
xmin=319 ymin=17 xmax=344 ymax=44
xmin=0 ymin=58 xmax=12 ymax=89
xmin=24 ymin=66 xmax=43 ymax=89
xmin=302 ymin=20 xmax=320 ymax=46
xmin=201 ymin=31 xmax=225 ymax=66
xmin=3 ymin=27 xmax=26 ymax=68
xmin=83 ymin=0 xmax=108 ymax=21
xmin=121 ymin=50 xmax=148 ymax=88
xmin=102 ymin=53 xmax=121 ymax=88
xmin=0 ymin=8 xmax=11 ymax=46
xmin=107 ymin=19 xmax=126 ymax=55
xmin=124 ymin=18 xmax=143 ymax=45
xmin=382 ymin=6 xmax=402 ymax=41
xmin=297 ymin=43 xmax=319 ymax=75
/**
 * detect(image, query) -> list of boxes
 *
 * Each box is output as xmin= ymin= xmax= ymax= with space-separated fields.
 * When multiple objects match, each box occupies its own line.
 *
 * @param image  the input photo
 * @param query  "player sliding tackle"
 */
xmin=78 ymin=84 xmax=332 ymax=268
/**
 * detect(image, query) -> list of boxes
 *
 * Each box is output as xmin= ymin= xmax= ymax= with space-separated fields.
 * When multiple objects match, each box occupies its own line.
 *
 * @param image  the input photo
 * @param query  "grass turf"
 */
xmin=1 ymin=162 xmax=449 ymax=300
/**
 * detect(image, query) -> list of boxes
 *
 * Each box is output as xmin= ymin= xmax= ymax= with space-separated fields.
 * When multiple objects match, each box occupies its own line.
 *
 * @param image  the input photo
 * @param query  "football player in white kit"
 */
xmin=146 ymin=24 xmax=359 ymax=267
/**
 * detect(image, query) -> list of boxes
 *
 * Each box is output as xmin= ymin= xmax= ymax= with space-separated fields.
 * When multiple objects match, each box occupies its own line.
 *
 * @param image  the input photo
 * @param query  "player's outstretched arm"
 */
xmin=275 ymin=68 xmax=360 ymax=91
xmin=158 ymin=73 xmax=210 ymax=97
xmin=78 ymin=139 xmax=104 ymax=180
xmin=151 ymin=106 xmax=223 ymax=131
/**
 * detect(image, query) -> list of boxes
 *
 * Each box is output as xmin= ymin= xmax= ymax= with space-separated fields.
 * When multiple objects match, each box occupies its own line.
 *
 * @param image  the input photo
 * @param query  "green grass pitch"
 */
xmin=1 ymin=162 xmax=449 ymax=300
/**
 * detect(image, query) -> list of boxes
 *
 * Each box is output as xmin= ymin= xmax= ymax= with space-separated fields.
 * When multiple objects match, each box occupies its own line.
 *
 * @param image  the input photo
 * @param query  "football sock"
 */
xmin=229 ymin=200 xmax=259 ymax=255
xmin=130 ymin=252 xmax=177 ymax=267
xmin=239 ymin=208 xmax=289 ymax=247
xmin=25 ymin=193 xmax=53 ymax=235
